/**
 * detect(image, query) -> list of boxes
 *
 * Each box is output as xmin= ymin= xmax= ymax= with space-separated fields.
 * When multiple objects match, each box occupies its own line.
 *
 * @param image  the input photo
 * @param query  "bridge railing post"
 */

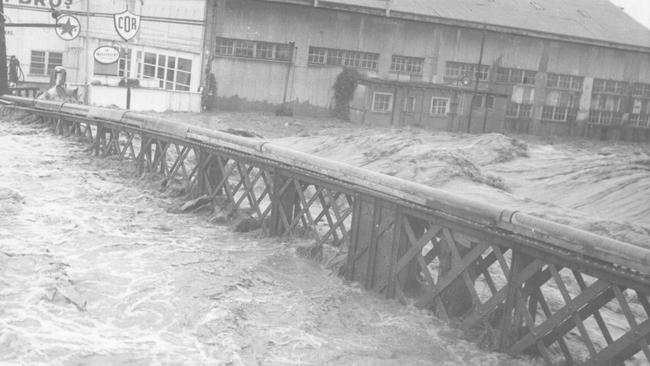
xmin=270 ymin=169 xmax=298 ymax=236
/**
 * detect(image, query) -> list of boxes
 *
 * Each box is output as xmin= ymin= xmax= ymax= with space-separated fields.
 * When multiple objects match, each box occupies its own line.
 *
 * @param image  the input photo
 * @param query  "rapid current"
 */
xmin=0 ymin=117 xmax=536 ymax=365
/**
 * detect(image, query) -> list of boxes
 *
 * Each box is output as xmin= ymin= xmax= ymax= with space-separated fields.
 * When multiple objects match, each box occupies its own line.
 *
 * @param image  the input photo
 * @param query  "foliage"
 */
xmin=332 ymin=68 xmax=361 ymax=121
xmin=275 ymin=103 xmax=294 ymax=117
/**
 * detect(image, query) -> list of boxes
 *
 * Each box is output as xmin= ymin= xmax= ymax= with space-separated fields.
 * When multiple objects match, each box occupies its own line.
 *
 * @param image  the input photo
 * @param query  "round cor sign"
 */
xmin=93 ymin=46 xmax=120 ymax=64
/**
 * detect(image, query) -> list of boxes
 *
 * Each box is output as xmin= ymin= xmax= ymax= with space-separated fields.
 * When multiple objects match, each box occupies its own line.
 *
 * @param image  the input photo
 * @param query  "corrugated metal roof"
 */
xmin=301 ymin=0 xmax=650 ymax=50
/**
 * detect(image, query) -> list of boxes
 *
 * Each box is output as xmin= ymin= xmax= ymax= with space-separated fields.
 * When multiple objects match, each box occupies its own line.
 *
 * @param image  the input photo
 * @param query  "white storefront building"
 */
xmin=5 ymin=0 xmax=206 ymax=111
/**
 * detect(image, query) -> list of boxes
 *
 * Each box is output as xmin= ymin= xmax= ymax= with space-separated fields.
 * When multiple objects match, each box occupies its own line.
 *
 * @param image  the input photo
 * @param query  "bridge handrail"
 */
xmin=3 ymin=95 xmax=649 ymax=276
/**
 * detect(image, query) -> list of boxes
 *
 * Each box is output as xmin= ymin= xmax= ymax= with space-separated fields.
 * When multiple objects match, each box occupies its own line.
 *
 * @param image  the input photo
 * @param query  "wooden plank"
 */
xmin=585 ymin=319 xmax=650 ymax=366
xmin=344 ymin=195 xmax=362 ymax=281
xmin=508 ymin=279 xmax=610 ymax=355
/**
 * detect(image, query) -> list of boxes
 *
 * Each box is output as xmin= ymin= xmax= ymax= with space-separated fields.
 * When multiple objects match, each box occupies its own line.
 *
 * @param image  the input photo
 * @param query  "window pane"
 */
xmin=510 ymin=69 xmax=523 ymax=83
xmin=144 ymin=52 xmax=156 ymax=65
xmin=275 ymin=45 xmax=292 ymax=61
xmin=256 ymin=42 xmax=274 ymax=59
xmin=372 ymin=93 xmax=393 ymax=112
xmin=486 ymin=95 xmax=495 ymax=109
xmin=48 ymin=52 xmax=63 ymax=68
xmin=177 ymin=58 xmax=192 ymax=72
xmin=176 ymin=71 xmax=191 ymax=87
xmin=30 ymin=51 xmax=46 ymax=75
xmin=215 ymin=38 xmax=234 ymax=56
xmin=391 ymin=55 xmax=423 ymax=75
xmin=143 ymin=64 xmax=155 ymax=78
xmin=496 ymin=68 xmax=509 ymax=83
xmin=308 ymin=47 xmax=326 ymax=64
xmin=234 ymin=40 xmax=254 ymax=57
xmin=523 ymin=71 xmax=536 ymax=85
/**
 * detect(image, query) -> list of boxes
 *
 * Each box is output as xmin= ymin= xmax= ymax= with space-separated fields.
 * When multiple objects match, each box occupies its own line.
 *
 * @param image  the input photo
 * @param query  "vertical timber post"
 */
xmin=270 ymin=169 xmax=297 ymax=236
xmin=395 ymin=216 xmax=425 ymax=298
xmin=344 ymin=195 xmax=362 ymax=281
xmin=136 ymin=134 xmax=150 ymax=176
xmin=498 ymin=249 xmax=532 ymax=352
xmin=0 ymin=0 xmax=8 ymax=96
xmin=193 ymin=148 xmax=207 ymax=198
xmin=206 ymin=154 xmax=224 ymax=198
xmin=439 ymin=233 xmax=475 ymax=318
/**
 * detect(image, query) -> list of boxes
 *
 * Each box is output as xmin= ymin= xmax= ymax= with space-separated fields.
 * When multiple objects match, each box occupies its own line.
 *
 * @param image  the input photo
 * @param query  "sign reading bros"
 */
xmin=113 ymin=9 xmax=140 ymax=41
xmin=13 ymin=0 xmax=73 ymax=9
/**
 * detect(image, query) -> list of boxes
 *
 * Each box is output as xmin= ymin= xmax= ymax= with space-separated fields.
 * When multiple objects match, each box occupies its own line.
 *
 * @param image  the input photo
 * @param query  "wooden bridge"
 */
xmin=1 ymin=95 xmax=649 ymax=365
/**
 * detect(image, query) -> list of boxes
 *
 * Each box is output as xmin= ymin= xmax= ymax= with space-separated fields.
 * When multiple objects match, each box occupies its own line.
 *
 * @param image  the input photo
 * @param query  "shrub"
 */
xmin=332 ymin=68 xmax=361 ymax=121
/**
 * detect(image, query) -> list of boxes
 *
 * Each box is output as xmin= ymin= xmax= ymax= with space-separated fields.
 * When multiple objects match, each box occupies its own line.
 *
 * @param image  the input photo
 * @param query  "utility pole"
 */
xmin=467 ymin=27 xmax=487 ymax=133
xmin=0 ymin=1 xmax=9 ymax=95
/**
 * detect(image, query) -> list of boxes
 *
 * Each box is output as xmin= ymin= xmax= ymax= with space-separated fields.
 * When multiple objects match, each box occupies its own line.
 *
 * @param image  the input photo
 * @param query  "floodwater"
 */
xmin=274 ymin=129 xmax=650 ymax=247
xmin=0 ymin=117 xmax=537 ymax=365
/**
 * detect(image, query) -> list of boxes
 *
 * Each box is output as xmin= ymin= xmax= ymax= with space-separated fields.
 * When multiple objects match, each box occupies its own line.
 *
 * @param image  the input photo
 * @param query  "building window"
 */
xmin=588 ymin=110 xmax=624 ymax=125
xmin=445 ymin=61 xmax=488 ymax=81
xmin=234 ymin=40 xmax=255 ymax=58
xmin=255 ymin=42 xmax=274 ymax=60
xmin=215 ymin=37 xmax=293 ymax=62
xmin=30 ymin=50 xmax=62 ymax=75
xmin=430 ymin=97 xmax=449 ymax=115
xmin=404 ymin=96 xmax=416 ymax=112
xmin=372 ymin=92 xmax=393 ymax=113
xmin=118 ymin=48 xmax=131 ymax=78
xmin=591 ymin=94 xmax=624 ymax=113
xmin=496 ymin=67 xmax=536 ymax=85
xmin=390 ymin=55 xmax=424 ymax=75
xmin=589 ymin=78 xmax=628 ymax=125
xmin=308 ymin=47 xmax=378 ymax=70
xmin=542 ymin=106 xmax=578 ymax=122
xmin=630 ymin=83 xmax=650 ymax=128
xmin=137 ymin=51 xmax=192 ymax=91
xmin=547 ymin=73 xmax=583 ymax=91
xmin=633 ymin=83 xmax=650 ymax=98
xmin=629 ymin=114 xmax=650 ymax=128
xmin=593 ymin=79 xmax=627 ymax=94
xmin=485 ymin=95 xmax=495 ymax=109
xmin=506 ymin=102 xmax=532 ymax=118
xmin=308 ymin=47 xmax=326 ymax=64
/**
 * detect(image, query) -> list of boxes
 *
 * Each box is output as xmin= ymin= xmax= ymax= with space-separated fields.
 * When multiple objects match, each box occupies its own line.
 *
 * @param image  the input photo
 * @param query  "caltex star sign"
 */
xmin=55 ymin=15 xmax=81 ymax=41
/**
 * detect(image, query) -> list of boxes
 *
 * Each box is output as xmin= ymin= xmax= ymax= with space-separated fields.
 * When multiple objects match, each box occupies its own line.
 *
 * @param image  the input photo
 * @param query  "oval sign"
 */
xmin=93 ymin=46 xmax=120 ymax=64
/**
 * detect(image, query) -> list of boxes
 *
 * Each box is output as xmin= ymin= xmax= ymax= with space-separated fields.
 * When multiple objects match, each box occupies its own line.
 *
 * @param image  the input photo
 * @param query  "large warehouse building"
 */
xmin=202 ymin=0 xmax=650 ymax=139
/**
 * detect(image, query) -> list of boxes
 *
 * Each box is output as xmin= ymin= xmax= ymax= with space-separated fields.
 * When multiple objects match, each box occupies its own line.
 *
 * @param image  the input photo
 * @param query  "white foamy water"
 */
xmin=0 ymin=118 xmax=537 ymax=366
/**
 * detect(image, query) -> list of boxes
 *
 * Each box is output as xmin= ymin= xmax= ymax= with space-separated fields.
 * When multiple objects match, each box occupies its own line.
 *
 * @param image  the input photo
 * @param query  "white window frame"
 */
xmin=404 ymin=96 xmax=416 ymax=112
xmin=430 ymin=97 xmax=450 ymax=116
xmin=136 ymin=50 xmax=193 ymax=91
xmin=372 ymin=92 xmax=393 ymax=113
xmin=30 ymin=50 xmax=62 ymax=76
xmin=308 ymin=46 xmax=378 ymax=70
xmin=390 ymin=55 xmax=424 ymax=75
